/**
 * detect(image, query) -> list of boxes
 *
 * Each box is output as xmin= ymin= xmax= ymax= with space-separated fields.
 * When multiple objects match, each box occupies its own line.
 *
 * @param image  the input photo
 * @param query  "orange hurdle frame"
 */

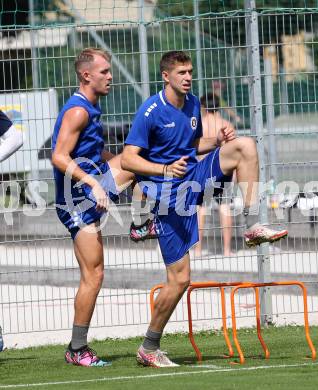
xmin=149 ymin=283 xmax=164 ymax=316
xmin=230 ymin=281 xmax=317 ymax=364
xmin=150 ymin=281 xmax=244 ymax=362
xmin=150 ymin=280 xmax=317 ymax=365
xmin=186 ymin=281 xmax=246 ymax=362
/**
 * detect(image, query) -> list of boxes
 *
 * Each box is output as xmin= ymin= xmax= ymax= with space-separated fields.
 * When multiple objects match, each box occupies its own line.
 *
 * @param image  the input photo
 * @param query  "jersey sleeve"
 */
xmin=0 ymin=110 xmax=13 ymax=137
xmin=125 ymin=106 xmax=153 ymax=150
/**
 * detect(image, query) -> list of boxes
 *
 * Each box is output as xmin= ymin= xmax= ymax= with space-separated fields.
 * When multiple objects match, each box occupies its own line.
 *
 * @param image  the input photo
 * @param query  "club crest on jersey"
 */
xmin=190 ymin=116 xmax=197 ymax=130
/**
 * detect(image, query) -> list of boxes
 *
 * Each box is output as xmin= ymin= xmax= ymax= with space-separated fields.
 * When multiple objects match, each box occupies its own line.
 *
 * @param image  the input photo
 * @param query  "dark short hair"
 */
xmin=200 ymin=92 xmax=220 ymax=113
xmin=75 ymin=48 xmax=111 ymax=81
xmin=159 ymin=50 xmax=192 ymax=73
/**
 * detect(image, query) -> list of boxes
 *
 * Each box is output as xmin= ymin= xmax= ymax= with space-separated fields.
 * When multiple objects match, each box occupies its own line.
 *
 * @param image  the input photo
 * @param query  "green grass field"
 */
xmin=0 ymin=326 xmax=317 ymax=390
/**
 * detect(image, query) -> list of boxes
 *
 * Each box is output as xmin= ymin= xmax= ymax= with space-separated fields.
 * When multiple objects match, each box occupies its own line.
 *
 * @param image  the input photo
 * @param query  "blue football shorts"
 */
xmin=155 ymin=147 xmax=232 ymax=266
xmin=56 ymin=162 xmax=118 ymax=240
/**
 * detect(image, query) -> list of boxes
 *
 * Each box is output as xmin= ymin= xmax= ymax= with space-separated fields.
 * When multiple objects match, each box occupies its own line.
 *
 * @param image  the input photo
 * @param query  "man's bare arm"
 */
xmin=121 ymin=144 xmax=188 ymax=178
xmin=194 ymin=125 xmax=236 ymax=155
xmin=194 ymin=137 xmax=219 ymax=155
xmin=52 ymin=107 xmax=108 ymax=210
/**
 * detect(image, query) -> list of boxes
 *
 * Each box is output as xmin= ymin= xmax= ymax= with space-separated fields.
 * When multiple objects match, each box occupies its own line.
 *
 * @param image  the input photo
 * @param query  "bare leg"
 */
xmin=219 ymin=137 xmax=288 ymax=246
xmin=219 ymin=203 xmax=233 ymax=256
xmin=137 ymin=256 xmax=190 ymax=367
xmin=131 ymin=182 xmax=150 ymax=225
xmin=107 ymin=153 xmax=135 ymax=191
xmin=65 ymin=224 xmax=112 ymax=365
xmin=108 ymin=154 xmax=155 ymax=241
xmin=219 ymin=137 xmax=259 ymax=208
xmin=150 ymin=254 xmax=190 ymax=332
xmin=73 ymin=223 xmax=104 ymax=325
xmin=111 ymin=157 xmax=151 ymax=222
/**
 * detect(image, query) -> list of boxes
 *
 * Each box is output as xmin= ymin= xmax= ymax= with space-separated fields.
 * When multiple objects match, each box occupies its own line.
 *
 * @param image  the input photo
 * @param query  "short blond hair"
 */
xmin=75 ymin=48 xmax=111 ymax=81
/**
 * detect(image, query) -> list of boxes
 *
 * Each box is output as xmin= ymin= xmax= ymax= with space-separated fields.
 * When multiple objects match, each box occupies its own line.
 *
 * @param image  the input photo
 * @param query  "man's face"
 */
xmin=162 ymin=61 xmax=193 ymax=95
xmin=82 ymin=54 xmax=112 ymax=96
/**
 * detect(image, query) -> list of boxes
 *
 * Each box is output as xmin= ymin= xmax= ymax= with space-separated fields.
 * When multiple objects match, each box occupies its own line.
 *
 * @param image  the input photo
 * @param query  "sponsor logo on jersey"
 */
xmin=163 ymin=122 xmax=175 ymax=128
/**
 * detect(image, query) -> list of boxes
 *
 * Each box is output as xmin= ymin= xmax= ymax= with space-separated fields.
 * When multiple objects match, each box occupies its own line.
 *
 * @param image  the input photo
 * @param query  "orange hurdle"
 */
xmin=150 ymin=281 xmax=245 ymax=362
xmin=230 ymin=281 xmax=317 ymax=364
xmin=149 ymin=283 xmax=164 ymax=316
xmin=187 ymin=281 xmax=245 ymax=362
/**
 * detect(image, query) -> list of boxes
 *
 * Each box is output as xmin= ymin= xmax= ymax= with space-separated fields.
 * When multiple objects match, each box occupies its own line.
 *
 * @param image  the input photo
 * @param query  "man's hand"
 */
xmin=166 ymin=156 xmax=189 ymax=178
xmin=91 ymin=182 xmax=109 ymax=212
xmin=217 ymin=125 xmax=236 ymax=145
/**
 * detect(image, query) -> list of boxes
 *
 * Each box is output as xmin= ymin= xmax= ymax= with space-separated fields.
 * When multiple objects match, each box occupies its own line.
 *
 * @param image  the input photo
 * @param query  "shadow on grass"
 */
xmin=173 ymin=352 xmax=293 ymax=366
xmin=173 ymin=353 xmax=238 ymax=365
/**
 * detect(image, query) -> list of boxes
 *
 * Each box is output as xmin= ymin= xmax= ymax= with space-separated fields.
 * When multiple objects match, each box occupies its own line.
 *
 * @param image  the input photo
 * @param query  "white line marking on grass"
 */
xmin=1 ymin=362 xmax=317 ymax=389
xmin=189 ymin=364 xmax=220 ymax=368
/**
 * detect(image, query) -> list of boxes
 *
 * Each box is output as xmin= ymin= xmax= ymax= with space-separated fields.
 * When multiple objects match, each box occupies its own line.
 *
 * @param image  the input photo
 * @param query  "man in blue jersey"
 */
xmin=52 ymin=48 xmax=138 ymax=367
xmin=121 ymin=51 xmax=288 ymax=367
xmin=0 ymin=109 xmax=24 ymax=351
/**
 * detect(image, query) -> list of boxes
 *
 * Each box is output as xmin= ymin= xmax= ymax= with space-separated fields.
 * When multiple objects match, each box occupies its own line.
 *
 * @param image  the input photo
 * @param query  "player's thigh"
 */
xmin=107 ymin=153 xmax=135 ymax=190
xmin=219 ymin=137 xmax=256 ymax=175
xmin=219 ymin=139 xmax=242 ymax=175
xmin=74 ymin=222 xmax=104 ymax=273
xmin=166 ymin=253 xmax=190 ymax=286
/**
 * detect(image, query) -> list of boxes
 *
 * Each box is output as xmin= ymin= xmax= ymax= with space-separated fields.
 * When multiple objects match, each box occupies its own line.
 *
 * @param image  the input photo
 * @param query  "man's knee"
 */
xmin=236 ymin=136 xmax=257 ymax=155
xmin=174 ymin=274 xmax=190 ymax=294
xmin=167 ymin=255 xmax=190 ymax=294
xmin=83 ymin=267 xmax=104 ymax=291
xmin=95 ymin=268 xmax=104 ymax=289
xmin=220 ymin=136 xmax=258 ymax=173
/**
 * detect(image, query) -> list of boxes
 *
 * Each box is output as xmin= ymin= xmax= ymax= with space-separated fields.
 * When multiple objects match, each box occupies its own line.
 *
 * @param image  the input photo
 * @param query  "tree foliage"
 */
xmin=156 ymin=0 xmax=318 ymax=47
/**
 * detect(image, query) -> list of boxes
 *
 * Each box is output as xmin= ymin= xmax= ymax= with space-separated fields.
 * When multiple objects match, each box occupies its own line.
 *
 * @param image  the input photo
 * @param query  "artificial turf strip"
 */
xmin=0 ymin=326 xmax=317 ymax=390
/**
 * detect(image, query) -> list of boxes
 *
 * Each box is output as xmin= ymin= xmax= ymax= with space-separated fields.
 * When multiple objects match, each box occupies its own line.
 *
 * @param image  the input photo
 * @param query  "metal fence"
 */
xmin=0 ymin=0 xmax=318 ymax=348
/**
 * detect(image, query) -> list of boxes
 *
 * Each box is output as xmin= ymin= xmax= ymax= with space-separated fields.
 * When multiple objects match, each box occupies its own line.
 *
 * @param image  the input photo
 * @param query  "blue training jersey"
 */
xmin=52 ymin=92 xmax=104 ymax=205
xmin=125 ymin=90 xmax=202 ymax=186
